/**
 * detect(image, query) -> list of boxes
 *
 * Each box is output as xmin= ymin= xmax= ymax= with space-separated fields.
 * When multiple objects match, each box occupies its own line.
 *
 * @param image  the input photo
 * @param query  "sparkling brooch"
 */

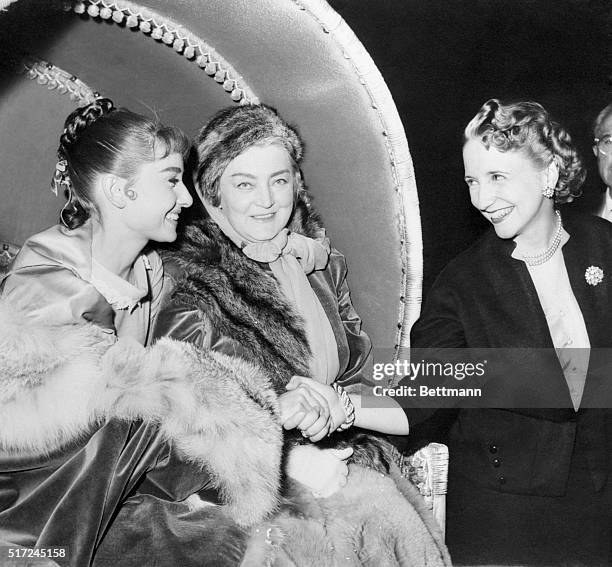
xmin=585 ymin=266 xmax=604 ymax=286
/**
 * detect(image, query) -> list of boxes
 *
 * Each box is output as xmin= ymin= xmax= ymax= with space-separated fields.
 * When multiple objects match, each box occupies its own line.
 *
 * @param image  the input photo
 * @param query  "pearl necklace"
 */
xmin=521 ymin=210 xmax=563 ymax=266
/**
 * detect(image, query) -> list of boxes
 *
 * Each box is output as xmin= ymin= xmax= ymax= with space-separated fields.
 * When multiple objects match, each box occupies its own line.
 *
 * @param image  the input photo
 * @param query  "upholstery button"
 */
xmin=492 ymin=458 xmax=501 ymax=468
xmin=489 ymin=444 xmax=498 ymax=454
xmin=498 ymin=476 xmax=506 ymax=485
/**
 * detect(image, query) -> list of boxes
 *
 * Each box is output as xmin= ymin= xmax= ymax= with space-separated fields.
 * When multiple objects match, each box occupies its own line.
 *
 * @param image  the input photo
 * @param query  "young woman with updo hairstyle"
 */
xmin=3 ymin=97 xmax=193 ymax=332
xmin=0 ymin=100 xmax=311 ymax=566
xmin=409 ymin=99 xmax=612 ymax=565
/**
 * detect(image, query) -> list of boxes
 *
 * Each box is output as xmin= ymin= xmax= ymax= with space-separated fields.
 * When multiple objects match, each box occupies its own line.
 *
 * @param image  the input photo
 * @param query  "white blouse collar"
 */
xmin=90 ymin=255 xmax=149 ymax=311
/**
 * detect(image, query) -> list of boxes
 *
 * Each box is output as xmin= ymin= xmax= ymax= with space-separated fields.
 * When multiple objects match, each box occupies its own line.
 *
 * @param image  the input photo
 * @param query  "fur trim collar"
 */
xmin=0 ymin=301 xmax=282 ymax=526
xmin=166 ymin=207 xmax=321 ymax=392
xmin=163 ymin=193 xmax=328 ymax=394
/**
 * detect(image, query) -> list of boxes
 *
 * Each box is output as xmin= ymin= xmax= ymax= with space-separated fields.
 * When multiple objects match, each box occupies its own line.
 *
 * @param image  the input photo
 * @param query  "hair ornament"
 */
xmin=87 ymin=97 xmax=117 ymax=123
xmin=51 ymin=159 xmax=70 ymax=196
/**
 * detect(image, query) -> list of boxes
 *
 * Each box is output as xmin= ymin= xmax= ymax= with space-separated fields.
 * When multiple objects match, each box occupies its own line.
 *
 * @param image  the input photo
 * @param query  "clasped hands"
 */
xmin=279 ymin=375 xmax=347 ymax=441
xmin=280 ymin=376 xmax=353 ymax=498
xmin=279 ymin=376 xmax=353 ymax=498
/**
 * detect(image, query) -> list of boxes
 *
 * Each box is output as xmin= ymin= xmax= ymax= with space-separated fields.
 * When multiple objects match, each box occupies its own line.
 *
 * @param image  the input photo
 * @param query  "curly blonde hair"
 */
xmin=464 ymin=99 xmax=585 ymax=204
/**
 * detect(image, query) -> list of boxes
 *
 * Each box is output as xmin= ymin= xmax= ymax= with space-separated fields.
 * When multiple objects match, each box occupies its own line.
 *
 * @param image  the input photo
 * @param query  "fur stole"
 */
xmin=0 ymin=300 xmax=282 ymax=527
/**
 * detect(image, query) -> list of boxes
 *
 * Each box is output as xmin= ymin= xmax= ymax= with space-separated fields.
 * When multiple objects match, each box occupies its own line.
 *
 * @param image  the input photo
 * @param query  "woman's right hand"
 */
xmin=286 ymin=376 xmax=348 ymax=437
xmin=278 ymin=381 xmax=331 ymax=432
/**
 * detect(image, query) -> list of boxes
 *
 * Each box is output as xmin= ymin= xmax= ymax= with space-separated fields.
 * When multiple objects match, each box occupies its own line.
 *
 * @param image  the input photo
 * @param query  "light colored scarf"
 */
xmin=205 ymin=202 xmax=340 ymax=384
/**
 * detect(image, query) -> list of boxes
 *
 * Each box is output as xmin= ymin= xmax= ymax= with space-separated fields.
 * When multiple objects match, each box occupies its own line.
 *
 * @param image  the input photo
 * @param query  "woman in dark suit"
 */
xmin=410 ymin=99 xmax=612 ymax=566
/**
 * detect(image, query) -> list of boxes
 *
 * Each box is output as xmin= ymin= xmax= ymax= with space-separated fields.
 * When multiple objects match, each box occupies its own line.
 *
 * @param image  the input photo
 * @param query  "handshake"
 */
xmin=279 ymin=375 xmax=350 ymax=441
xmin=279 ymin=375 xmax=354 ymax=498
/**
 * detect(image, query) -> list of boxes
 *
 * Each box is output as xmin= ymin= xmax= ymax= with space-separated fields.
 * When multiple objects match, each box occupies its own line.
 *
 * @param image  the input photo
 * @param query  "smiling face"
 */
xmin=463 ymin=139 xmax=554 ymax=243
xmin=123 ymin=151 xmax=192 ymax=243
xmin=217 ymin=143 xmax=295 ymax=242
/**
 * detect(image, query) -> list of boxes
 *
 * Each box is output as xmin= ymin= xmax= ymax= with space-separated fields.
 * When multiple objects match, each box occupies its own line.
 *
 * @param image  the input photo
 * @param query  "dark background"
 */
xmin=329 ymin=0 xmax=611 ymax=294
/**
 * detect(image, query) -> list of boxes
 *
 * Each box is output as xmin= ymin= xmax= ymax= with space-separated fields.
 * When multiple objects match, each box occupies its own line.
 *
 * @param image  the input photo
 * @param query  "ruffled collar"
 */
xmin=90 ymin=256 xmax=148 ymax=311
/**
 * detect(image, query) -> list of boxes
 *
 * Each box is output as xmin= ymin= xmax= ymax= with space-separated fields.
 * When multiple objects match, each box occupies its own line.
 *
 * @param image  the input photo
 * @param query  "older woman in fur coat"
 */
xmin=152 ymin=104 xmax=451 ymax=566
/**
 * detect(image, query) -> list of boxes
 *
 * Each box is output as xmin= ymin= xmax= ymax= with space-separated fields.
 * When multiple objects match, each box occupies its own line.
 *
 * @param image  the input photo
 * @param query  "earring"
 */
xmin=60 ymin=184 xmax=75 ymax=228
xmin=542 ymin=186 xmax=555 ymax=199
xmin=543 ymin=159 xmax=557 ymax=199
xmin=51 ymin=159 xmax=68 ymax=196
xmin=125 ymin=189 xmax=138 ymax=200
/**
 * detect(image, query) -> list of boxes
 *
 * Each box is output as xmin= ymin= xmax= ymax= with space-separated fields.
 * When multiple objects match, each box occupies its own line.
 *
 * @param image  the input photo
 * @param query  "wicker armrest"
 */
xmin=393 ymin=442 xmax=448 ymax=533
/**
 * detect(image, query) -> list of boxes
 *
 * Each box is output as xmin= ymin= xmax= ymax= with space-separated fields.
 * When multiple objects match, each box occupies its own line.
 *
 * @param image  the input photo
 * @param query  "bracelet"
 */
xmin=332 ymin=383 xmax=355 ymax=431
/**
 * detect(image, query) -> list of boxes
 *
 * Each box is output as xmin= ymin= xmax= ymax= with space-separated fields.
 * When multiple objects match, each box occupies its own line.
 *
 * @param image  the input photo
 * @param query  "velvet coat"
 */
xmin=409 ymin=210 xmax=612 ymax=564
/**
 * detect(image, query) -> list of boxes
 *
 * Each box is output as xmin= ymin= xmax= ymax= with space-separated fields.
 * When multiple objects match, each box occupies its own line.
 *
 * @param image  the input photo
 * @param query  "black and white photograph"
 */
xmin=0 ymin=1 xmax=610 ymax=565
